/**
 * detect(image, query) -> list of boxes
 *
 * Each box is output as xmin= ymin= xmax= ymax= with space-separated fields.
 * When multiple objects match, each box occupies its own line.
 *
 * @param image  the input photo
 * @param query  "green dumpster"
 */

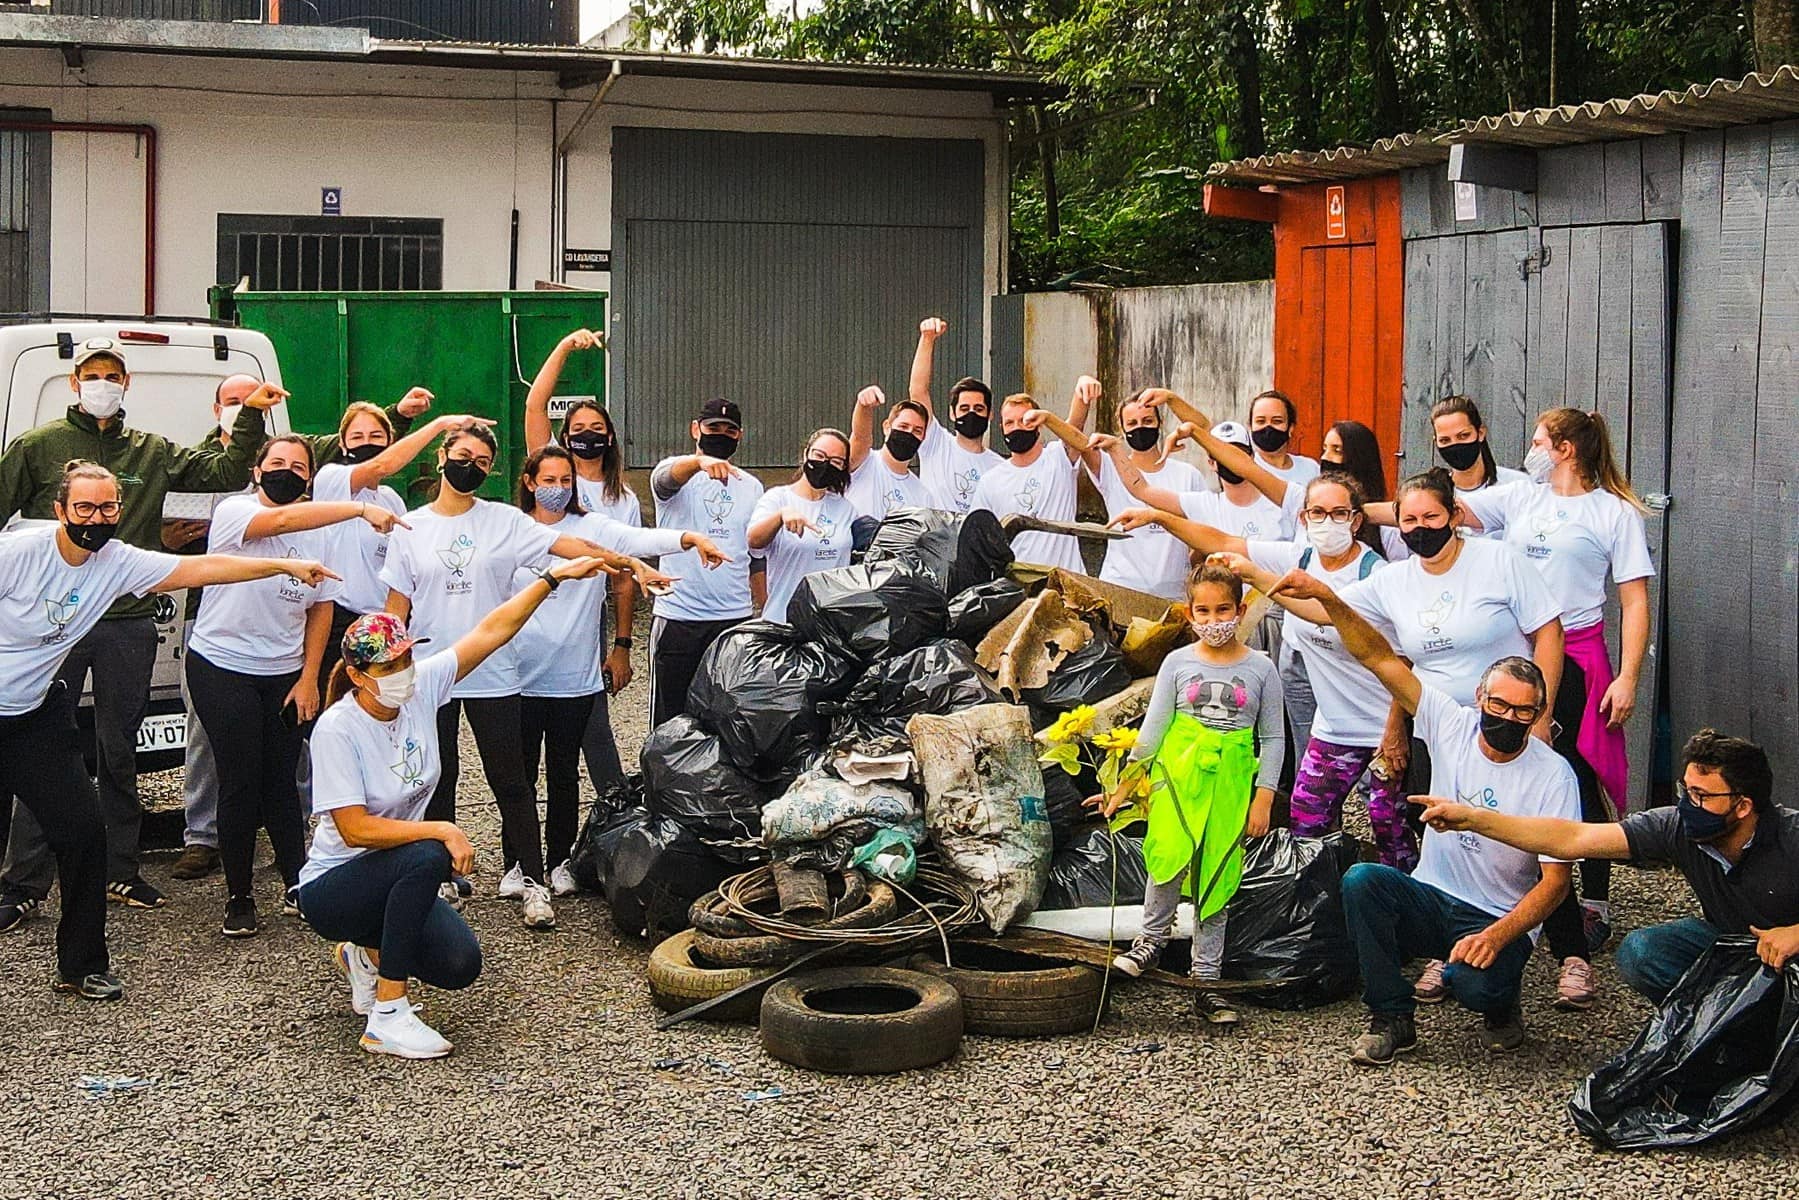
xmin=209 ymin=288 xmax=608 ymax=504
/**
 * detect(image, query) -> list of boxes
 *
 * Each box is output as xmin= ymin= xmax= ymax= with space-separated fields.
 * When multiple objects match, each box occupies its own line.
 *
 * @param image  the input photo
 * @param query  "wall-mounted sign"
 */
xmin=547 ymin=394 xmax=598 ymax=419
xmin=1454 ymin=181 xmax=1479 ymax=222
xmin=563 ymin=248 xmax=611 ymax=273
xmin=321 ymin=187 xmax=342 ymax=216
xmin=1325 ymin=186 xmax=1346 ymax=240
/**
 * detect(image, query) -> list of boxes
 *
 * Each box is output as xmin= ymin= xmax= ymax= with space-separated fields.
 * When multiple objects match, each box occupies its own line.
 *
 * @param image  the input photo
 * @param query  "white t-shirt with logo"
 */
xmin=1412 ymin=683 xmax=1580 ymax=922
xmin=576 ymin=476 xmax=643 ymax=528
xmin=299 ymin=650 xmax=459 ymax=887
xmin=1458 ymin=480 xmax=1655 ymax=632
xmin=1338 ymin=536 xmax=1562 ymax=706
xmin=1089 ymin=454 xmax=1206 ymax=599
xmin=844 ymin=453 xmax=930 ymax=523
xmin=1178 ymin=487 xmax=1293 ymax=544
xmin=189 ymin=494 xmax=341 ymax=675
xmin=0 ymin=526 xmax=178 ymax=716
xmin=380 ymin=499 xmax=560 ymax=699
xmin=650 ymin=459 xmax=765 ymax=623
xmin=969 ymin=447 xmax=1084 ymax=574
xmin=312 ymin=462 xmax=408 ymax=616
xmin=1258 ymin=452 xmax=1321 ymax=488
xmin=1247 ymin=539 xmax=1391 ymax=746
xmin=919 ymin=420 xmax=1002 ymax=514
xmin=749 ymin=485 xmax=856 ymax=624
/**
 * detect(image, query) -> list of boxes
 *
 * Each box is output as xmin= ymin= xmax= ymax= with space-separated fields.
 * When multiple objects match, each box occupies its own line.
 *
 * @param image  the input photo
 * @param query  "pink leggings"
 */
xmin=1289 ymin=737 xmax=1418 ymax=870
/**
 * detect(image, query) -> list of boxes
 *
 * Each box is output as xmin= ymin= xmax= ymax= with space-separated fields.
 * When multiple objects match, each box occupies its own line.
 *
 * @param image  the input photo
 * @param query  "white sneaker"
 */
xmin=437 ymin=881 xmax=466 ymax=912
xmin=498 ymin=864 xmax=527 ymax=899
xmin=336 ymin=942 xmax=379 ymax=1016
xmin=360 ymin=1001 xmax=453 ymax=1060
xmin=521 ymin=881 xmax=556 ymax=930
xmin=549 ymin=860 xmax=579 ymax=897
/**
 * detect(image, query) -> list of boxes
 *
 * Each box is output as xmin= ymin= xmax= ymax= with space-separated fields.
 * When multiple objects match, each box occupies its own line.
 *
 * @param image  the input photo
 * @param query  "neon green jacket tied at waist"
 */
xmin=1141 ymin=716 xmax=1258 ymax=921
xmin=0 ymin=405 xmax=268 ymax=620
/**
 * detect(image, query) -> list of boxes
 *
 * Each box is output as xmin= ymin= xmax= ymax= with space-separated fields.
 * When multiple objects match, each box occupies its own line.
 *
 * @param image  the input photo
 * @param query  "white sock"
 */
xmin=371 ymin=998 xmax=407 ymax=1019
xmin=1581 ymin=898 xmax=1612 ymax=922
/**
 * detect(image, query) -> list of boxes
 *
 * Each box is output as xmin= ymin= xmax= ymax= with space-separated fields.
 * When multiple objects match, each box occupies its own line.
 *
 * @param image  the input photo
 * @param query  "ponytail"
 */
xmin=1539 ymin=407 xmax=1647 ymax=513
xmin=324 ymin=661 xmax=357 ymax=708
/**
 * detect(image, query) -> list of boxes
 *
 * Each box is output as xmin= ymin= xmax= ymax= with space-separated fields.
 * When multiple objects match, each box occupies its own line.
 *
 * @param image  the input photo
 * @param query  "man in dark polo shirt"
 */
xmin=1415 ymin=728 xmax=1795 ymax=1002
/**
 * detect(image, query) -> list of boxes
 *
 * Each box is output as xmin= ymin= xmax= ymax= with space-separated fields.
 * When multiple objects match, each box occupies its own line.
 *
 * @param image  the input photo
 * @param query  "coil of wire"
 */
xmin=713 ymin=863 xmax=984 ymax=952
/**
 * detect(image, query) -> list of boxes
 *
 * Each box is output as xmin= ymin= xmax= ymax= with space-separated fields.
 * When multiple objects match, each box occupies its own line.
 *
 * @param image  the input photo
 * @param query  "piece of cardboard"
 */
xmin=975 ymin=589 xmax=1093 ymax=698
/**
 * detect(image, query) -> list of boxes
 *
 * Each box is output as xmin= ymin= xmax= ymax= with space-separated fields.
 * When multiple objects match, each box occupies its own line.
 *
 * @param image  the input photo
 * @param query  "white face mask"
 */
xmin=1306 ymin=515 xmax=1356 ymax=558
xmin=1523 ymin=445 xmax=1554 ymax=483
xmin=218 ymin=403 xmax=243 ymax=435
xmin=78 ymin=379 xmax=125 ymax=420
xmin=367 ymin=663 xmax=416 ymax=707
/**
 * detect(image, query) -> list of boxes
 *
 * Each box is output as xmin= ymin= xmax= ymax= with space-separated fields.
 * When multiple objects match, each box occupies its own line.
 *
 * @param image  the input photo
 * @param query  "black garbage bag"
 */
xmin=604 ymin=810 xmax=737 ymax=942
xmin=1038 ymin=824 xmax=1149 ymax=911
xmin=686 ymin=620 xmax=858 ymax=778
xmin=865 ymin=507 xmax=1013 ymax=597
xmin=788 ymin=557 xmax=950 ymax=663
xmin=947 ymin=578 xmax=1027 ymax=646
xmin=823 ymin=639 xmax=1004 ymax=742
xmin=1040 ymin=765 xmax=1092 ymax=852
xmin=640 ymin=715 xmax=769 ymax=862
xmin=1024 ymin=626 xmax=1134 ymax=724
xmin=1221 ymin=830 xmax=1359 ymax=1010
xmin=568 ymin=773 xmax=648 ymax=893
xmin=1570 ymin=938 xmax=1799 ymax=1149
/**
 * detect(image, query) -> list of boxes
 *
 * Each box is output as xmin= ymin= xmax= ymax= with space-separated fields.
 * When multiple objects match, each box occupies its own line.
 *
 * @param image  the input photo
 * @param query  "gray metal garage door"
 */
xmin=611 ymin=127 xmax=985 ymax=468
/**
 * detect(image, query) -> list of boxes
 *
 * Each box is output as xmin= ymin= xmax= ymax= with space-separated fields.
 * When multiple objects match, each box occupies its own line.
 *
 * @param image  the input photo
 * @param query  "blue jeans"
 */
xmin=1616 ymin=917 xmax=1719 ymax=1004
xmin=1343 ymin=863 xmax=1535 ymax=1018
xmin=297 ymin=840 xmax=481 ymax=988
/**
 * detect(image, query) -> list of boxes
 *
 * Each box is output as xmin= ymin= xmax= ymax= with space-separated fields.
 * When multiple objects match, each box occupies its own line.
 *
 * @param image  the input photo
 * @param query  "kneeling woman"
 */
xmin=297 ymin=557 xmax=613 ymax=1059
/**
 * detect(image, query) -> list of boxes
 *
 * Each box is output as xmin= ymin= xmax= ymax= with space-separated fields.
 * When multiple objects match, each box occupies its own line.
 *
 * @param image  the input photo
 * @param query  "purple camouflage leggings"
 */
xmin=1289 ymin=737 xmax=1418 ymax=871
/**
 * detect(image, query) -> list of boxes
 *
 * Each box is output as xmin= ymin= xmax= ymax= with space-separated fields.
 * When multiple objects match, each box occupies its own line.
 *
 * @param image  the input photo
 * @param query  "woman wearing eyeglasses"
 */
xmin=746 ymin=429 xmax=857 ymax=624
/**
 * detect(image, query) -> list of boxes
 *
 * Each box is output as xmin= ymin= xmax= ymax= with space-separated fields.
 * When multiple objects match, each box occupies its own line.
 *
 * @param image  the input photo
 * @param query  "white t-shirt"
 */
xmin=1178 ymin=488 xmax=1292 ymax=544
xmin=1456 ymin=466 xmax=1531 ymax=541
xmin=918 ymin=420 xmax=1002 ymax=513
xmin=189 ymin=494 xmax=341 ymax=675
xmin=576 ymin=476 xmax=643 ymax=528
xmin=1412 ymin=683 xmax=1580 ymax=922
xmin=1458 ymin=481 xmax=1655 ymax=632
xmin=0 ymin=526 xmax=178 ymax=716
xmin=312 ymin=462 xmax=407 ymax=615
xmin=299 ymin=650 xmax=460 ymax=887
xmin=513 ymin=512 xmax=685 ymax=698
xmin=749 ymin=485 xmax=856 ymax=624
xmin=969 ymin=447 xmax=1084 ymax=574
xmin=380 ymin=499 xmax=560 ymax=699
xmin=1258 ymin=452 xmax=1320 ymax=488
xmin=1339 ymin=536 xmax=1563 ymax=706
xmin=844 ymin=452 xmax=931 ymax=523
xmin=1089 ymin=454 xmax=1205 ymax=599
xmin=1247 ymin=539 xmax=1391 ymax=746
xmin=650 ymin=459 xmax=766 ymax=623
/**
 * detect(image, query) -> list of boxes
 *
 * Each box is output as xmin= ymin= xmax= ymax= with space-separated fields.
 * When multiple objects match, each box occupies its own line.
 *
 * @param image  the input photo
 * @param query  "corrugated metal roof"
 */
xmin=1208 ymin=65 xmax=1799 ymax=186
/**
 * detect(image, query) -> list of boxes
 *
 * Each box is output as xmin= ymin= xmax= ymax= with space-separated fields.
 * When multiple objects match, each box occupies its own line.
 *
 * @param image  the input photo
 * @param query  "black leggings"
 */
xmin=1542 ymin=652 xmax=1612 ymax=962
xmin=431 ymin=694 xmax=546 ymax=882
xmin=521 ymin=693 xmax=597 ymax=871
xmin=186 ymin=651 xmax=308 ymax=901
xmin=298 ymin=840 xmax=480 ymax=987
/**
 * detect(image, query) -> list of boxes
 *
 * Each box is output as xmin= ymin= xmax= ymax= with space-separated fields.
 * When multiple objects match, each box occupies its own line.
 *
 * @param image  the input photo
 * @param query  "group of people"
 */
xmin=0 ymin=319 xmax=1790 ymax=1071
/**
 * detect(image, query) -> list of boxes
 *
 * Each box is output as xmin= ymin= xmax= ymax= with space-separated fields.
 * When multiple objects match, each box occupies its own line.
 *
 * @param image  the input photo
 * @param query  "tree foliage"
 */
xmin=630 ymin=1 xmax=1755 ymax=288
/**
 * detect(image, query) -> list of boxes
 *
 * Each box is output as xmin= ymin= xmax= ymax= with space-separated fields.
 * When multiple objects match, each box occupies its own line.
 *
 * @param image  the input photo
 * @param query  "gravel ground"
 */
xmin=2 ymin=627 xmax=1793 ymax=1198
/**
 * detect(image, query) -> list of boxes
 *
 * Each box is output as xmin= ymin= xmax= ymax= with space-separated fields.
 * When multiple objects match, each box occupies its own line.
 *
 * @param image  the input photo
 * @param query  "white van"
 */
xmin=0 ymin=318 xmax=289 ymax=772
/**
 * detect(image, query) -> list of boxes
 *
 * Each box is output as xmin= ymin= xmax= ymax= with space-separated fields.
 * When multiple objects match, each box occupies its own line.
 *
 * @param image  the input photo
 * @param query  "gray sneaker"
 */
xmin=1479 ymin=1006 xmax=1526 ymax=1054
xmin=54 ymin=972 xmax=124 ymax=1001
xmin=1111 ymin=935 xmax=1166 ymax=978
xmin=1350 ymin=1013 xmax=1418 ymax=1066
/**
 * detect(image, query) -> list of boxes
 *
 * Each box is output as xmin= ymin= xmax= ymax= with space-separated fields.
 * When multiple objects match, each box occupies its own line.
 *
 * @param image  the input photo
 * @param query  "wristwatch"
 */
xmin=613 ymin=636 xmax=634 ymax=650
xmin=537 ymin=568 xmax=561 ymax=592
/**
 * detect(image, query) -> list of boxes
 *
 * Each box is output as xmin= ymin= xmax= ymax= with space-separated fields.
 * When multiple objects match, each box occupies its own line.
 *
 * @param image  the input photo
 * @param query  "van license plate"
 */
xmin=136 ymin=713 xmax=187 ymax=754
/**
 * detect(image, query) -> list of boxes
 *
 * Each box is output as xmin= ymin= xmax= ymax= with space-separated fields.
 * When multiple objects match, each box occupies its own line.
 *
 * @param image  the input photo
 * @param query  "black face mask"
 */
xmin=1216 ymin=461 xmax=1246 ymax=486
xmin=698 ymin=432 xmax=740 ymax=461
xmin=341 ymin=442 xmax=383 ymax=464
xmin=1401 ymin=523 xmax=1456 ymax=558
xmin=1124 ymin=427 xmax=1160 ymax=452
xmin=1250 ymin=425 xmax=1290 ymax=453
xmin=259 ymin=468 xmax=308 ymax=506
xmin=440 ymin=458 xmax=489 ymax=495
xmin=1438 ymin=440 xmax=1484 ymax=471
xmin=565 ymin=431 xmax=611 ymax=461
xmin=802 ymin=459 xmax=846 ymax=492
xmin=953 ymin=411 xmax=990 ymax=441
xmin=884 ymin=430 xmax=922 ymax=463
xmin=65 ymin=521 xmax=117 ymax=554
xmin=1003 ymin=428 xmax=1040 ymax=455
xmin=1479 ymin=709 xmax=1532 ymax=755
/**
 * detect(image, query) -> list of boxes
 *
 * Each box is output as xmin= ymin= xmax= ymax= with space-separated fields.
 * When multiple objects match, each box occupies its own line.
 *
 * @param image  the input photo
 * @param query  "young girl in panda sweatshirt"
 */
xmin=1100 ymin=562 xmax=1285 ymax=1025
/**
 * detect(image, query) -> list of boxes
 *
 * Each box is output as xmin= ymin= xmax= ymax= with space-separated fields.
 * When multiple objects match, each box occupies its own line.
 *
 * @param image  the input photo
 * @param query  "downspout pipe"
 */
xmin=555 ymin=59 xmax=623 ymax=283
xmin=0 ymin=119 xmax=157 ymax=315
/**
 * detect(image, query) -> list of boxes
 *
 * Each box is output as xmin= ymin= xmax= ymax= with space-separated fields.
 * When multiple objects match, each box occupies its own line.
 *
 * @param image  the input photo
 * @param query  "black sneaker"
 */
xmin=1479 ymin=1006 xmax=1527 ymax=1054
xmin=1193 ymin=990 xmax=1241 ymax=1026
xmin=169 ymin=844 xmax=220 ymax=880
xmin=222 ymin=895 xmax=259 ymax=938
xmin=53 ymin=972 xmax=124 ymax=1001
xmin=281 ymin=886 xmax=302 ymax=918
xmin=1350 ymin=1013 xmax=1418 ymax=1066
xmin=0 ymin=894 xmax=42 ymax=933
xmin=107 ymin=877 xmax=168 ymax=909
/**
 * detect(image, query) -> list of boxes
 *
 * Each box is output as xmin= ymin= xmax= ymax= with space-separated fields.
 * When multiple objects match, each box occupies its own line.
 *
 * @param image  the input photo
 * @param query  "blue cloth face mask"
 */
xmin=534 ymin=485 xmax=573 ymax=514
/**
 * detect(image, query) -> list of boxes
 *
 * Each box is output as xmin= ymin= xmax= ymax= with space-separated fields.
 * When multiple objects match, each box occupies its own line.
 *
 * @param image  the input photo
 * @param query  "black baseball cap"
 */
xmin=697 ymin=398 xmax=743 ymax=428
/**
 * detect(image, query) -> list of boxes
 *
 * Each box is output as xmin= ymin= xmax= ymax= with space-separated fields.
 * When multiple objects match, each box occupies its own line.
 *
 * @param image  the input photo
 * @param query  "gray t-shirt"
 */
xmin=1131 ymin=644 xmax=1285 ymax=790
xmin=1621 ymin=804 xmax=1799 ymax=934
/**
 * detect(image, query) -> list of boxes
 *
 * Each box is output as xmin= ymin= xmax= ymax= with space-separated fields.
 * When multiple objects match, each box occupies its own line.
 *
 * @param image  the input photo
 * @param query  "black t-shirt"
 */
xmin=1621 ymin=804 xmax=1799 ymax=933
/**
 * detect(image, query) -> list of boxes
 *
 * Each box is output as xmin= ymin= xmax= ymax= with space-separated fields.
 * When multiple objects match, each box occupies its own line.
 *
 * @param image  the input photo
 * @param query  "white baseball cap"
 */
xmin=1210 ymin=421 xmax=1251 ymax=448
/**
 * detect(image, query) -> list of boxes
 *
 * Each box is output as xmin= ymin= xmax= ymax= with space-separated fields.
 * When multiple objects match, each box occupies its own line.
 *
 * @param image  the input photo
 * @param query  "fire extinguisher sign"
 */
xmin=1325 ymin=186 xmax=1347 ymax=240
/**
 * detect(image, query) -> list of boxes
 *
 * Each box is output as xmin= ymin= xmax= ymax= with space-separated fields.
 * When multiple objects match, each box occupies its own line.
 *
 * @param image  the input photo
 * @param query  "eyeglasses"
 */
xmin=68 ymin=501 xmax=123 ymax=521
xmin=1678 ymin=782 xmax=1744 ymax=808
xmin=449 ymin=452 xmax=494 ymax=470
xmin=1479 ymin=694 xmax=1543 ymax=725
xmin=1302 ymin=506 xmax=1355 ymax=524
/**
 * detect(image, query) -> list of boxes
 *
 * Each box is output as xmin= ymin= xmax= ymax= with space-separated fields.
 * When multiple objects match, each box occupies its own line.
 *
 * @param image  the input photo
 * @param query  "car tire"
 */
xmin=907 ymin=944 xmax=1104 ymax=1037
xmin=691 ymin=880 xmax=899 ymax=967
xmin=645 ymin=928 xmax=776 ymax=1023
xmin=759 ymin=967 xmax=963 ymax=1074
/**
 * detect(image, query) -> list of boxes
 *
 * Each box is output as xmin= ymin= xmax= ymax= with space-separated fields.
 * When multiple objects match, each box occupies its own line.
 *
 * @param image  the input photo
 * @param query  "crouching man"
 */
xmin=1267 ymin=570 xmax=1579 ymax=1065
xmin=1416 ymin=728 xmax=1797 ymax=1006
